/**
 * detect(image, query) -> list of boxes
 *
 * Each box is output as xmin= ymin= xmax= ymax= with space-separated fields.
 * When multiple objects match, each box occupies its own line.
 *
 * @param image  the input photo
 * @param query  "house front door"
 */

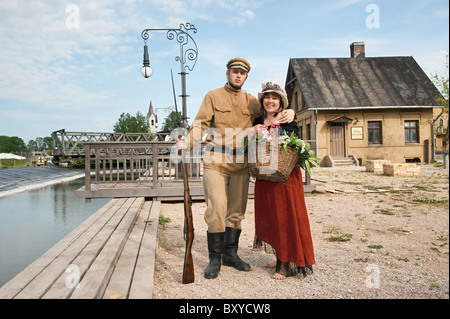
xmin=330 ymin=125 xmax=345 ymax=157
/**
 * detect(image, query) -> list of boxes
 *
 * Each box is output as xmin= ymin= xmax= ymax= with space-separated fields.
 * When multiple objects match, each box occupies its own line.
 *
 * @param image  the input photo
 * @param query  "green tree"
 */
xmin=35 ymin=137 xmax=45 ymax=150
xmin=42 ymin=136 xmax=53 ymax=150
xmin=26 ymin=136 xmax=54 ymax=151
xmin=0 ymin=136 xmax=27 ymax=153
xmin=162 ymin=111 xmax=183 ymax=130
xmin=113 ymin=111 xmax=148 ymax=133
xmin=27 ymin=140 xmax=38 ymax=151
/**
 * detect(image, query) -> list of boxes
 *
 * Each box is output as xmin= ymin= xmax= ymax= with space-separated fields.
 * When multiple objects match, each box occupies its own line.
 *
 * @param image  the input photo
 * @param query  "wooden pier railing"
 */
xmin=74 ymin=141 xmax=315 ymax=201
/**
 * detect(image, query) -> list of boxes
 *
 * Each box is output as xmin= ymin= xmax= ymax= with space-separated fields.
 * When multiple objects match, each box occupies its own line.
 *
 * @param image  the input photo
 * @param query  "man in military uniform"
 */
xmin=178 ymin=58 xmax=295 ymax=279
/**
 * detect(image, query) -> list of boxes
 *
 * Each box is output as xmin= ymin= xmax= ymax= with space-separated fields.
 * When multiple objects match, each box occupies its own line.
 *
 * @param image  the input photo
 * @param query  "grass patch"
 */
xmin=323 ymin=226 xmax=353 ymax=242
xmin=413 ymin=199 xmax=447 ymax=204
xmin=327 ymin=232 xmax=353 ymax=242
xmin=364 ymin=185 xmax=393 ymax=190
xmin=0 ymin=159 xmax=26 ymax=168
xmin=373 ymin=209 xmax=395 ymax=216
xmin=159 ymin=215 xmax=171 ymax=228
xmin=389 ymin=227 xmax=411 ymax=233
xmin=430 ymin=282 xmax=441 ymax=289
xmin=412 ymin=185 xmax=438 ymax=192
xmin=339 ymin=181 xmax=363 ymax=185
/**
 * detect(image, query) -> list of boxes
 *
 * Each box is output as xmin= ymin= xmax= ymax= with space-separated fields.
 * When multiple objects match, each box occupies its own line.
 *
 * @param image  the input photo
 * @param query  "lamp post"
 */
xmin=141 ymin=22 xmax=198 ymax=129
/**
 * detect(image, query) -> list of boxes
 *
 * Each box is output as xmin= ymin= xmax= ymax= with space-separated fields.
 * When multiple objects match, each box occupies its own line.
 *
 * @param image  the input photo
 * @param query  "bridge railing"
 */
xmin=51 ymin=129 xmax=170 ymax=160
xmin=83 ymin=141 xmax=201 ymax=192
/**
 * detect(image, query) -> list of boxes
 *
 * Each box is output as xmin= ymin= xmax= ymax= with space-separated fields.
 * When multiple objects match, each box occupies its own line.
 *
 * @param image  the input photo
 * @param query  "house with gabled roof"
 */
xmin=285 ymin=42 xmax=443 ymax=166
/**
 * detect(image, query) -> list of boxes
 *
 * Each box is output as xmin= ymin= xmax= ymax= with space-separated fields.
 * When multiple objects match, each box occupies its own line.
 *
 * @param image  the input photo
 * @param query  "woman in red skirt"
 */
xmin=252 ymin=82 xmax=315 ymax=280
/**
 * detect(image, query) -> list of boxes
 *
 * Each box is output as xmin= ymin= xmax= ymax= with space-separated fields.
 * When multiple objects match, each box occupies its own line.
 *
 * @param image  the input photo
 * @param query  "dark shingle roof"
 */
xmin=287 ymin=56 xmax=441 ymax=110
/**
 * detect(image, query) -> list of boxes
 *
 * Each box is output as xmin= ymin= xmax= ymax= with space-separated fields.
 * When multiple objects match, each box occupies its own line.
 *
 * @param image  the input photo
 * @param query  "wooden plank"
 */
xmin=41 ymin=198 xmax=133 ymax=299
xmin=13 ymin=198 xmax=129 ymax=299
xmin=128 ymin=200 xmax=160 ymax=299
xmin=75 ymin=185 xmax=205 ymax=199
xmin=102 ymin=200 xmax=153 ymax=299
xmin=69 ymin=197 xmax=145 ymax=299
xmin=0 ymin=198 xmax=121 ymax=299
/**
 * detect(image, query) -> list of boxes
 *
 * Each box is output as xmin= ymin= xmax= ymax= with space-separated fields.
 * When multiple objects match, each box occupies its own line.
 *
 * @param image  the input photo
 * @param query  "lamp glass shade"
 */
xmin=141 ymin=66 xmax=152 ymax=78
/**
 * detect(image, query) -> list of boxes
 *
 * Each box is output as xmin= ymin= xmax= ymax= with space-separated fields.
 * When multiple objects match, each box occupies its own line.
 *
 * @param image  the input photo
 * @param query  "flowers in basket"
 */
xmin=242 ymin=123 xmax=321 ymax=174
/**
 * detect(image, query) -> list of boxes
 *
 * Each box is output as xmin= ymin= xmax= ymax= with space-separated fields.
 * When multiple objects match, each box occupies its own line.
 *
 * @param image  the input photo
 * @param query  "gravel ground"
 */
xmin=153 ymin=163 xmax=449 ymax=299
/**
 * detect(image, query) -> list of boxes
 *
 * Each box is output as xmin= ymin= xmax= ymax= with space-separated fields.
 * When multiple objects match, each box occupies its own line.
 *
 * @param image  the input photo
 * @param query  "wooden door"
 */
xmin=330 ymin=125 xmax=345 ymax=157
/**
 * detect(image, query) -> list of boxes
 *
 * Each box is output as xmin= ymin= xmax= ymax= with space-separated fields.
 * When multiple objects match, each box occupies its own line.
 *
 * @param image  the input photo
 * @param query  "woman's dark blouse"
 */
xmin=253 ymin=116 xmax=300 ymax=137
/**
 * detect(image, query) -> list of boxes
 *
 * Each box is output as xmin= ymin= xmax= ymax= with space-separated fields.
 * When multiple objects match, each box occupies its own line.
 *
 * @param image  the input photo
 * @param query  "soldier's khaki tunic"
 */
xmin=189 ymin=83 xmax=260 ymax=232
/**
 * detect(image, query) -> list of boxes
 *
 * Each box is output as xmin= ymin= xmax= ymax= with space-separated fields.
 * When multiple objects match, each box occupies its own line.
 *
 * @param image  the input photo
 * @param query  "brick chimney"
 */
xmin=350 ymin=42 xmax=365 ymax=58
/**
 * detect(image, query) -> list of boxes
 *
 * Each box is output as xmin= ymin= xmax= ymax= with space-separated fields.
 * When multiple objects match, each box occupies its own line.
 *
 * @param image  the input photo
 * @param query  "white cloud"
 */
xmin=143 ymin=0 xmax=260 ymax=26
xmin=330 ymin=0 xmax=364 ymax=10
xmin=0 ymin=0 xmax=147 ymax=112
xmin=230 ymin=10 xmax=256 ymax=26
xmin=200 ymin=41 xmax=236 ymax=68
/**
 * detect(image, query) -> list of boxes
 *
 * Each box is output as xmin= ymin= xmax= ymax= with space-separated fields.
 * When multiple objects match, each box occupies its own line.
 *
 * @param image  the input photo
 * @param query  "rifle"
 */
xmin=172 ymin=69 xmax=194 ymax=284
xmin=181 ymin=147 xmax=195 ymax=284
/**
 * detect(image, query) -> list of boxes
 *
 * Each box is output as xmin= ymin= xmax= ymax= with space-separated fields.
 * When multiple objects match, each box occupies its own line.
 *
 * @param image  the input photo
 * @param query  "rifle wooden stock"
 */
xmin=181 ymin=157 xmax=195 ymax=284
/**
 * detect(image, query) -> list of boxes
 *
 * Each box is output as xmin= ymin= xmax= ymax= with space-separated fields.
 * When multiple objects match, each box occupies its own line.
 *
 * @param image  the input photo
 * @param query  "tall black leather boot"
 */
xmin=222 ymin=227 xmax=251 ymax=271
xmin=204 ymin=232 xmax=225 ymax=279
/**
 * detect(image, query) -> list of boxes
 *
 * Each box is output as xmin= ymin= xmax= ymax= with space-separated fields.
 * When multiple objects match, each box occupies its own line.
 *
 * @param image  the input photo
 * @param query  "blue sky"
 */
xmin=0 ymin=0 xmax=448 ymax=144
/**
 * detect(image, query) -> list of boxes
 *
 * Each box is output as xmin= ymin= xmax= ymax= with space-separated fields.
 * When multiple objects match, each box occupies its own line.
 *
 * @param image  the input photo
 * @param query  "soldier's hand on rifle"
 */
xmin=177 ymin=136 xmax=188 ymax=150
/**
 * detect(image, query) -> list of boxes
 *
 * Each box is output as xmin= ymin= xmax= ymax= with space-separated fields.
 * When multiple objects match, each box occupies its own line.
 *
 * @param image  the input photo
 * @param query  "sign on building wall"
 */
xmin=351 ymin=127 xmax=364 ymax=140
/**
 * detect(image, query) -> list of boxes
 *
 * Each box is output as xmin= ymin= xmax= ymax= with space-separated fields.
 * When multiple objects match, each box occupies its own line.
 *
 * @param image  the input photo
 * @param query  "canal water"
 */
xmin=0 ymin=178 xmax=110 ymax=288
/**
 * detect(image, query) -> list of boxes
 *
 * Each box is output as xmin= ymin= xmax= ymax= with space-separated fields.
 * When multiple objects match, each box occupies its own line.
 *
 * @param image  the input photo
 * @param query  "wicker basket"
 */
xmin=248 ymin=143 xmax=300 ymax=182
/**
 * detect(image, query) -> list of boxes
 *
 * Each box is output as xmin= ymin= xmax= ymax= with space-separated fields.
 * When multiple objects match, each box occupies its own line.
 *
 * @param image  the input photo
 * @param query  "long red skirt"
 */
xmin=254 ymin=167 xmax=315 ymax=267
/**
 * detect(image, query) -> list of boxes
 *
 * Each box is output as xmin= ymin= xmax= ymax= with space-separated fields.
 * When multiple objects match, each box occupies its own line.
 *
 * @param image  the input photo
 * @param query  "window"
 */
xmin=368 ymin=121 xmax=382 ymax=144
xmin=405 ymin=120 xmax=419 ymax=143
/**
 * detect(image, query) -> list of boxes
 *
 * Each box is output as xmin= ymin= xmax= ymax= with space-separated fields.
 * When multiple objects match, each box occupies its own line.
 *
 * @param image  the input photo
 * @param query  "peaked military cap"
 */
xmin=226 ymin=57 xmax=251 ymax=72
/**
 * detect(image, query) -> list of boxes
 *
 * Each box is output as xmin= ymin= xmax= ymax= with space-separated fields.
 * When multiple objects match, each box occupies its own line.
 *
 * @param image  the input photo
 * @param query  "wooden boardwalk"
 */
xmin=0 ymin=197 xmax=160 ymax=299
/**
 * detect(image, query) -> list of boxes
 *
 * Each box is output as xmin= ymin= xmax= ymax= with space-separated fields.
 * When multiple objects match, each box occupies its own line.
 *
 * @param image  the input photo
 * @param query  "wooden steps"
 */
xmin=0 ymin=197 xmax=160 ymax=299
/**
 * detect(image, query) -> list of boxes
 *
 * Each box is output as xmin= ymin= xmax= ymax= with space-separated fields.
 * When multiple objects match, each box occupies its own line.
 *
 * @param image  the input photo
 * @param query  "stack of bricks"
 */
xmin=366 ymin=160 xmax=391 ymax=174
xmin=382 ymin=163 xmax=421 ymax=177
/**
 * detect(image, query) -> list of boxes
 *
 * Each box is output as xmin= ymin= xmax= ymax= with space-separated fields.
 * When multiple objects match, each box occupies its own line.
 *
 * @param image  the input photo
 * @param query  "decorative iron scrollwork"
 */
xmin=141 ymin=22 xmax=198 ymax=72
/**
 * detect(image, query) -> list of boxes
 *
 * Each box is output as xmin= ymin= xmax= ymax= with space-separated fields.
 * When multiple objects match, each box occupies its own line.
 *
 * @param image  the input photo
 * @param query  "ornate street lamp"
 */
xmin=141 ymin=22 xmax=198 ymax=129
xmin=141 ymin=44 xmax=152 ymax=78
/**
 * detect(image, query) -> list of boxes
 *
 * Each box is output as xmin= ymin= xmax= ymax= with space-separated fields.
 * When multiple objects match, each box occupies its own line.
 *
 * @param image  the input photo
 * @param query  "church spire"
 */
xmin=147 ymin=101 xmax=158 ymax=134
xmin=147 ymin=101 xmax=157 ymax=121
